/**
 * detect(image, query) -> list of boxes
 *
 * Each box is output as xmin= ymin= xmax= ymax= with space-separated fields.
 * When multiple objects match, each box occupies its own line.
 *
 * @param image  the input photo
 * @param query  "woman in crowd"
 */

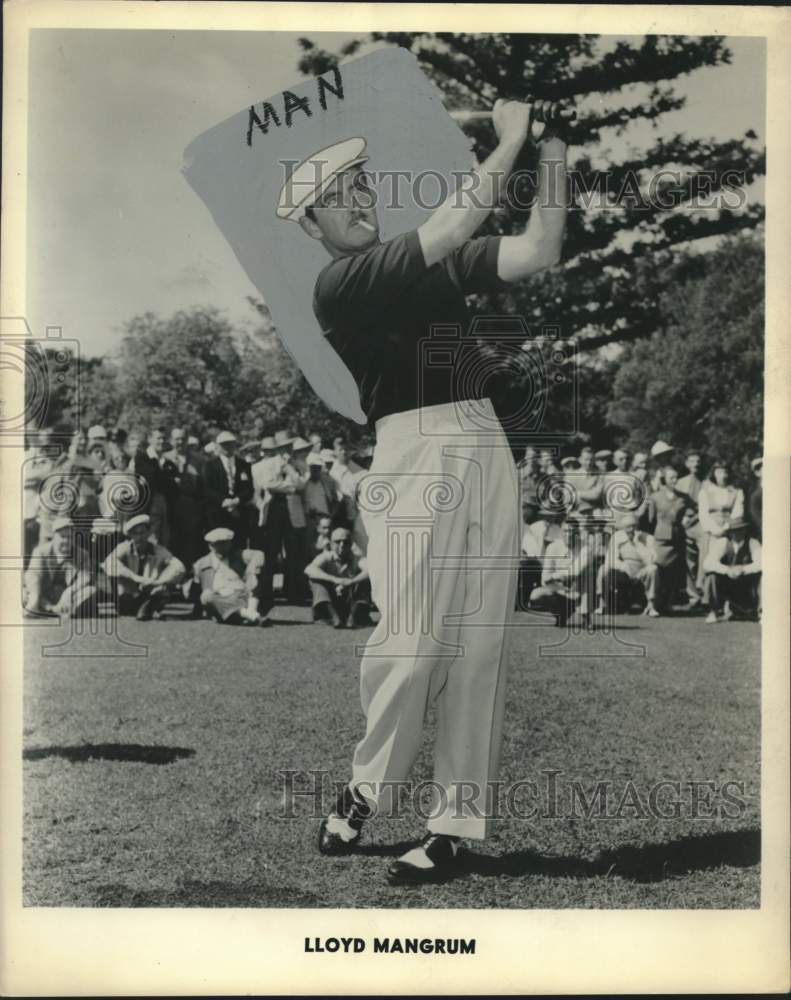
xmin=645 ymin=466 xmax=694 ymax=614
xmin=696 ymin=460 xmax=745 ymax=590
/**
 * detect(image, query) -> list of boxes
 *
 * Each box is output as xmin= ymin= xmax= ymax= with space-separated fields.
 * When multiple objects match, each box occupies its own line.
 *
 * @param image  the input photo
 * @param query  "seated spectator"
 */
xmin=24 ymin=516 xmax=98 ymax=618
xmin=192 ymin=526 xmax=270 ymax=626
xmin=703 ymin=517 xmax=761 ymax=623
xmin=529 ymin=516 xmax=598 ymax=627
xmin=102 ymin=514 xmax=185 ymax=620
xmin=518 ymin=501 xmax=563 ymax=610
xmin=305 ymin=527 xmax=372 ymax=629
xmin=596 ymin=513 xmax=659 ymax=616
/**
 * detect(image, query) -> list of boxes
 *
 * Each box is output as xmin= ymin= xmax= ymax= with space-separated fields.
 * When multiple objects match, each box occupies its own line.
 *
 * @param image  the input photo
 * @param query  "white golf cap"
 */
xmin=87 ymin=425 xmax=107 ymax=439
xmin=123 ymin=514 xmax=150 ymax=535
xmin=650 ymin=440 xmax=674 ymax=457
xmin=204 ymin=526 xmax=235 ymax=544
xmin=277 ymin=137 xmax=369 ymax=222
xmin=216 ymin=430 xmax=237 ymax=445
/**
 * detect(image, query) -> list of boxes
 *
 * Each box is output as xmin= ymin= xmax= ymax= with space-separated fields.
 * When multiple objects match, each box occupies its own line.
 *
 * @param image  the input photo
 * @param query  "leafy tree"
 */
xmin=606 ymin=231 xmax=763 ymax=482
xmin=296 ymin=34 xmax=765 ymax=452
xmin=297 ymin=33 xmax=764 ymax=354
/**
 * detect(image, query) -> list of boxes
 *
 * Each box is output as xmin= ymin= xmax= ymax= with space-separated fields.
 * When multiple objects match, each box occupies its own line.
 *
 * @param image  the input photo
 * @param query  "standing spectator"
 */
xmin=330 ymin=435 xmax=367 ymax=553
xmin=303 ymin=454 xmax=341 ymax=554
xmin=648 ymin=440 xmax=674 ymax=495
xmin=576 ymin=446 xmax=603 ymax=515
xmin=162 ymin=427 xmax=206 ymax=569
xmin=24 ymin=517 xmax=98 ymax=618
xmin=612 ymin=448 xmax=630 ymax=472
xmin=308 ymin=432 xmax=324 ymax=458
xmin=203 ymin=430 xmax=254 ymax=546
xmin=131 ymin=427 xmax=170 ymax=546
xmin=107 ymin=428 xmax=129 ymax=470
xmin=192 ymin=526 xmax=270 ymax=626
xmin=677 ymin=449 xmax=705 ymax=606
xmin=538 ymin=448 xmax=554 ymax=473
xmin=320 ymin=448 xmax=336 ymax=474
xmin=631 ymin=452 xmax=648 ymax=482
xmin=241 ymin=416 xmax=266 ymax=463
xmin=703 ymin=517 xmax=761 ymax=623
xmin=257 ymin=431 xmax=308 ymax=607
xmin=596 ymin=513 xmax=659 ymax=616
xmin=305 ymin=527 xmax=372 ymax=628
xmin=748 ymin=457 xmax=762 ymax=539
xmin=594 ymin=449 xmax=613 ymax=474
xmin=697 ymin=460 xmax=745 ymax=592
xmin=646 ymin=466 xmax=694 ymax=612
xmin=102 ymin=514 xmax=185 ymax=620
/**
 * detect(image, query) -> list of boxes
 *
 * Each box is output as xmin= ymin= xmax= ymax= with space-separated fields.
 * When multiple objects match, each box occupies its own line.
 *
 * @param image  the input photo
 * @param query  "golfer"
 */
xmin=278 ymin=99 xmax=569 ymax=884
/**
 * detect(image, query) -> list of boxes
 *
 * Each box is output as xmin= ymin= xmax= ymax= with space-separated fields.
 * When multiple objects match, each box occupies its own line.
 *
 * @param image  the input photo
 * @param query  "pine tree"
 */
xmin=297 ymin=33 xmax=765 ymax=355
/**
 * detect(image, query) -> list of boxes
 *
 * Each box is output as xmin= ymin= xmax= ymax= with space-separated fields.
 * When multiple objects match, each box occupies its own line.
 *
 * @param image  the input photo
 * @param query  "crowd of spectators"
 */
xmin=22 ymin=424 xmax=373 ymax=628
xmin=22 ymin=426 xmax=762 ymax=630
xmin=518 ymin=440 xmax=763 ymax=625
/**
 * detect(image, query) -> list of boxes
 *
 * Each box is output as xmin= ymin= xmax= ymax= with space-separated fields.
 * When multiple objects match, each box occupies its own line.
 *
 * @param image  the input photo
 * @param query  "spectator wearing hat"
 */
xmin=748 ymin=457 xmax=762 ymax=540
xmin=529 ymin=515 xmax=599 ymax=626
xmin=162 ymin=427 xmax=206 ymax=570
xmin=596 ymin=513 xmax=659 ymax=616
xmin=697 ymin=460 xmax=745 ymax=591
xmin=204 ymin=430 xmax=254 ymax=547
xmin=24 ymin=516 xmax=98 ymax=618
xmin=645 ymin=465 xmax=694 ymax=612
xmin=102 ymin=514 xmax=185 ymax=620
xmin=256 ymin=430 xmax=308 ymax=608
xmin=677 ymin=450 xmax=705 ymax=605
xmin=702 ymin=517 xmax=761 ymax=623
xmin=305 ymin=527 xmax=372 ymax=629
xmin=648 ymin=441 xmax=674 ymax=496
xmin=191 ymin=526 xmax=270 ymax=626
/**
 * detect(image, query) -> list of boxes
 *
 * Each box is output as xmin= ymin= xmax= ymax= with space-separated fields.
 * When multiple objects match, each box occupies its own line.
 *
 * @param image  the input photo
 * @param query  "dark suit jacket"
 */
xmin=204 ymin=455 xmax=254 ymax=526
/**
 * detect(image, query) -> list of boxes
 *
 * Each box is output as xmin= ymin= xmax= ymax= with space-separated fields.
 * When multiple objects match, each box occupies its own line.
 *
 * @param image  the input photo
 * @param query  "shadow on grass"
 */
xmin=90 ymin=879 xmax=322 ymax=908
xmin=23 ymin=743 xmax=196 ymax=765
xmin=460 ymin=827 xmax=760 ymax=883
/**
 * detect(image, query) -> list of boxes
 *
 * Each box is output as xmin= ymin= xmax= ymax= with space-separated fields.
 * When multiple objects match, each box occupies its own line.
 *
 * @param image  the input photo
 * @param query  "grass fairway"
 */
xmin=23 ymin=607 xmax=760 ymax=908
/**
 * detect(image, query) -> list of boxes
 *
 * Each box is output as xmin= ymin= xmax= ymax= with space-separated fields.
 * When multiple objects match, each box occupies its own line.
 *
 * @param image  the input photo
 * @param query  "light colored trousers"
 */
xmin=350 ymin=399 xmax=520 ymax=840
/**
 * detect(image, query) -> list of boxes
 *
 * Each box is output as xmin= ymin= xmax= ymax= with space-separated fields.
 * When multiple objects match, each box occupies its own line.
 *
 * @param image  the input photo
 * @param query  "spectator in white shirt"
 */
xmin=330 ymin=436 xmax=367 ymax=554
xmin=596 ymin=513 xmax=659 ymax=616
xmin=529 ymin=516 xmax=598 ymax=627
xmin=703 ymin=517 xmax=761 ymax=623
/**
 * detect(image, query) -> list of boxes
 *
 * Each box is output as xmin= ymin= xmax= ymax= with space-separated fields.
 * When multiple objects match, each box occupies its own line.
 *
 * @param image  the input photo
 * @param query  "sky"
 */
xmin=26 ymin=31 xmax=766 ymax=359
